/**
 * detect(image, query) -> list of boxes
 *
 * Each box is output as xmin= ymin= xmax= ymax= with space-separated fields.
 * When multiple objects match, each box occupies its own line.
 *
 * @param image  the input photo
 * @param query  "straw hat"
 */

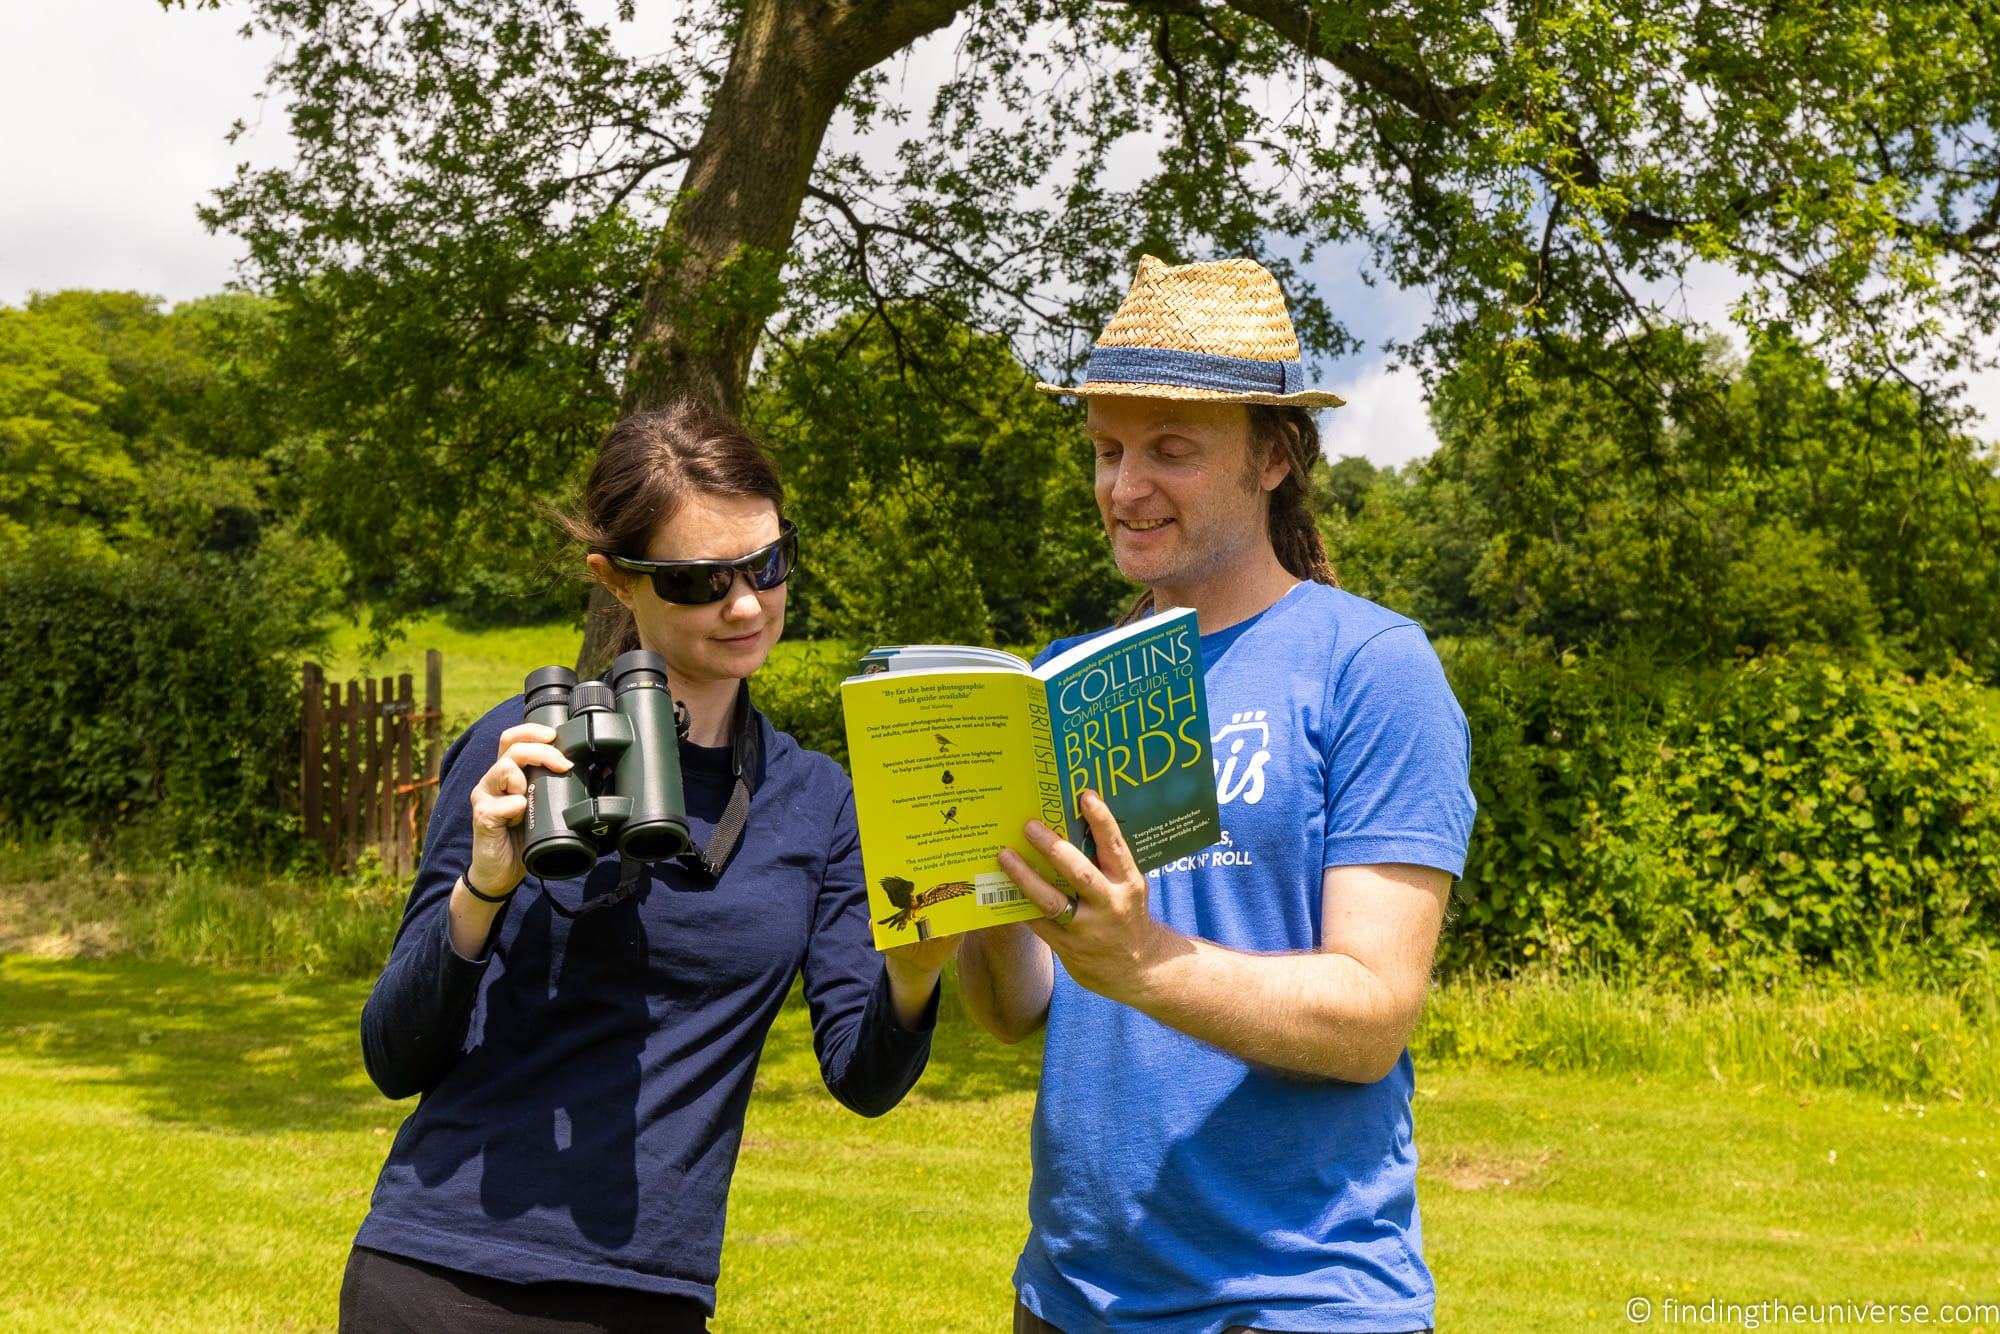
xmin=1037 ymin=255 xmax=1345 ymax=408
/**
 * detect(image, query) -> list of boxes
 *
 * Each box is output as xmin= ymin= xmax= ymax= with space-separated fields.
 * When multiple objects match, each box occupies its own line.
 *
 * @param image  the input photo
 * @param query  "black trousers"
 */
xmin=339 ymin=1246 xmax=709 ymax=1334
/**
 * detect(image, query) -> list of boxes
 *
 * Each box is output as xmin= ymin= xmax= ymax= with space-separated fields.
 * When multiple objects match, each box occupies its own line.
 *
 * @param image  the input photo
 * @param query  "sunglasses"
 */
xmin=605 ymin=521 xmax=799 ymax=606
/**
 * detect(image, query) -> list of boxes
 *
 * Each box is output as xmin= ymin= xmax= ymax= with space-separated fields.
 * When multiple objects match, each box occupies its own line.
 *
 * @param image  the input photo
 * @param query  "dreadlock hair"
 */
xmin=1114 ymin=404 xmax=1340 ymax=627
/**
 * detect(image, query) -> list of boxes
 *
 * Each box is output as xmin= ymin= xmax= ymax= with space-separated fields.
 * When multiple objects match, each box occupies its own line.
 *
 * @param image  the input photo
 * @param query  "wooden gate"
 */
xmin=300 ymin=651 xmax=443 ymax=875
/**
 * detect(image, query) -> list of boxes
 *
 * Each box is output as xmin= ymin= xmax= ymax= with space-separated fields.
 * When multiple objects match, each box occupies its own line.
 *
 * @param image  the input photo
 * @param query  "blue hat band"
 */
xmin=1083 ymin=345 xmax=1306 ymax=396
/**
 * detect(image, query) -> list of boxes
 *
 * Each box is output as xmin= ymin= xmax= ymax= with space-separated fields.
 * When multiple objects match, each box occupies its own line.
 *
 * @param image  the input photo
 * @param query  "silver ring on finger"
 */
xmin=1051 ymin=892 xmax=1079 ymax=927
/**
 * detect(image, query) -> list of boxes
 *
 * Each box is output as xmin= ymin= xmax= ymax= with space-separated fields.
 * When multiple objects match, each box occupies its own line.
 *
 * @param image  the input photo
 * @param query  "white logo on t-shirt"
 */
xmin=1213 ymin=710 xmax=1271 ymax=807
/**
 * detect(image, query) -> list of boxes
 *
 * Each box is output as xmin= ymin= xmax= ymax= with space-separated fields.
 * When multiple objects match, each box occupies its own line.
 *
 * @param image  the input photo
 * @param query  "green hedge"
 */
xmin=752 ymin=641 xmax=854 ymax=768
xmin=0 ymin=541 xmax=320 ymax=864
xmin=1444 ymin=641 xmax=2000 ymax=983
xmin=23 ymin=557 xmax=1987 ymax=989
xmin=754 ymin=636 xmax=2000 ymax=984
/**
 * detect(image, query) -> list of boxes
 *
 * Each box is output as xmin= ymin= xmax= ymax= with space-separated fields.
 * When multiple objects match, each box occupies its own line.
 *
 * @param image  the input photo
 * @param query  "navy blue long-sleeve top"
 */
xmin=354 ymin=694 xmax=936 ymax=1310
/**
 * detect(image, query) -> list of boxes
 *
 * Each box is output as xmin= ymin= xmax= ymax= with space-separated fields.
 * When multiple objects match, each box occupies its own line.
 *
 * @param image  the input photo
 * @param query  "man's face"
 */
xmin=1086 ymin=396 xmax=1288 ymax=595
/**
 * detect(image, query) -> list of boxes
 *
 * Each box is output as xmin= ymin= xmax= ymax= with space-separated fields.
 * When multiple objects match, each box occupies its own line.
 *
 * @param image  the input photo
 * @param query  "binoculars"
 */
xmin=520 ymin=650 xmax=692 ymax=879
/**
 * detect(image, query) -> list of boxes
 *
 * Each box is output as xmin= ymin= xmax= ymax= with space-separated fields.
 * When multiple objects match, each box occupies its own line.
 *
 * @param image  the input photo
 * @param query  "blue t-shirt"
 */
xmin=1015 ymin=581 xmax=1475 ymax=1334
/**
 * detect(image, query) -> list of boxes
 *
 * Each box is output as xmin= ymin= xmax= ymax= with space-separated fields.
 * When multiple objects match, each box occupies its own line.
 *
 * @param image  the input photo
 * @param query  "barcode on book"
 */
xmin=976 ymin=884 xmax=1026 ymax=906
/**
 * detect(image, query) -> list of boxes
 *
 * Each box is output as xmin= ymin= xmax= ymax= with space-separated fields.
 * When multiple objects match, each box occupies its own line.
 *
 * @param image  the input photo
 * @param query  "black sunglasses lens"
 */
xmin=652 ymin=566 xmax=732 ymax=605
xmin=752 ymin=531 xmax=797 ymax=589
xmin=636 ymin=527 xmax=795 ymax=604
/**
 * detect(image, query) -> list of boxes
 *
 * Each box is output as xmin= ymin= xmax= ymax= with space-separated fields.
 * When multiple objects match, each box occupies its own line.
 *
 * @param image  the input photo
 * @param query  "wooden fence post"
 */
xmin=376 ymin=676 xmax=393 ymax=867
xmin=301 ymin=662 xmax=325 ymax=860
xmin=365 ymin=677 xmax=382 ymax=860
xmin=344 ymin=680 xmax=363 ymax=872
xmin=394 ymin=673 xmax=415 ymax=876
xmin=422 ymin=650 xmax=443 ymax=852
xmin=324 ymin=680 xmax=343 ymax=869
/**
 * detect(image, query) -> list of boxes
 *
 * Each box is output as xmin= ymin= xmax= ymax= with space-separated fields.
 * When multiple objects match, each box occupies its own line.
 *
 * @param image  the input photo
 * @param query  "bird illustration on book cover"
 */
xmin=876 ymin=876 xmax=975 ymax=936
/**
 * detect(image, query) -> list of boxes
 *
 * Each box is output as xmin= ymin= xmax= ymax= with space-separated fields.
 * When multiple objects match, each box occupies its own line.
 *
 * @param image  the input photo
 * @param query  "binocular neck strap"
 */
xmin=679 ymin=679 xmax=761 ymax=880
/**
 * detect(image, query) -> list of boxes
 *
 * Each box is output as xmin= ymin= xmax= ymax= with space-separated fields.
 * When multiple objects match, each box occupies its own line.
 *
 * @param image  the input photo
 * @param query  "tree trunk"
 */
xmin=578 ymin=0 xmax=971 ymax=676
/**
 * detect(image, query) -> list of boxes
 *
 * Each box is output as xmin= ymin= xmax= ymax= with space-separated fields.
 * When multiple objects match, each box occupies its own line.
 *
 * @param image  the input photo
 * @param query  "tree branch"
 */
xmin=1217 ymin=0 xmax=1483 ymax=124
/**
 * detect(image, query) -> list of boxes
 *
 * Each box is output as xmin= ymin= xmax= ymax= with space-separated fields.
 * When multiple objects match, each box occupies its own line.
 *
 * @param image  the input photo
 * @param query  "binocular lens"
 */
xmin=524 ymin=665 xmax=578 ymax=711
xmin=611 ymin=649 xmax=670 ymax=693
xmin=569 ymin=680 xmax=617 ymax=714
xmin=523 ymin=837 xmax=597 ymax=882
xmin=618 ymin=820 xmax=692 ymax=862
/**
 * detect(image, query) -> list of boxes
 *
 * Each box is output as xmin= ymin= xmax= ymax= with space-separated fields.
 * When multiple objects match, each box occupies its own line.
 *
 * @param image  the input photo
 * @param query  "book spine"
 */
xmin=1026 ymin=680 xmax=1072 ymax=844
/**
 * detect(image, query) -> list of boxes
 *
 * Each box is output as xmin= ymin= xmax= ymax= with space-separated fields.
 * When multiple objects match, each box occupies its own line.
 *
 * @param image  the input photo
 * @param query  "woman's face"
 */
xmin=591 ymin=491 xmax=787 ymax=690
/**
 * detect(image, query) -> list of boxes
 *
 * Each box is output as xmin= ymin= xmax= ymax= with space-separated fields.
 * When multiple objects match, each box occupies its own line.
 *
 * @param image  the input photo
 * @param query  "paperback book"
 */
xmin=841 ymin=607 xmax=1220 ymax=948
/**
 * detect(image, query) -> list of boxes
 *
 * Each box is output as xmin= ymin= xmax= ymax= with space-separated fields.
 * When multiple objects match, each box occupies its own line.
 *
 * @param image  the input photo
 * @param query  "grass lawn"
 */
xmin=310 ymin=615 xmax=849 ymax=743
xmin=1 ymin=954 xmax=1994 ymax=1332
xmin=312 ymin=614 xmax=594 ymax=741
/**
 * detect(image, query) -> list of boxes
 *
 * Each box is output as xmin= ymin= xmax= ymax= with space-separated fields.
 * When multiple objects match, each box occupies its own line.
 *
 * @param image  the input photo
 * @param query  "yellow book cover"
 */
xmin=841 ymin=668 xmax=1059 ymax=947
xmin=841 ymin=609 xmax=1218 ymax=949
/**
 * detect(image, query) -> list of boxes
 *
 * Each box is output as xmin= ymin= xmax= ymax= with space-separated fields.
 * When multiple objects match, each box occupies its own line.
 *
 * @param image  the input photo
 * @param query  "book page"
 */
xmin=850 ymin=644 xmax=1033 ymax=676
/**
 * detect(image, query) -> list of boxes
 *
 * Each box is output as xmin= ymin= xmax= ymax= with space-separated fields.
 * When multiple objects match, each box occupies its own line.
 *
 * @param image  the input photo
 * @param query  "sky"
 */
xmin=0 ymin=3 xmax=292 ymax=305
xmin=4 ymin=2 xmax=1992 ymax=471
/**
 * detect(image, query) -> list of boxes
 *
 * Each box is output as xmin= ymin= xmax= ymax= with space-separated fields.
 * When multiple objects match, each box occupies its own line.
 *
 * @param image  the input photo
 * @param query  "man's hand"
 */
xmin=996 ymin=789 xmax=1179 ymax=1007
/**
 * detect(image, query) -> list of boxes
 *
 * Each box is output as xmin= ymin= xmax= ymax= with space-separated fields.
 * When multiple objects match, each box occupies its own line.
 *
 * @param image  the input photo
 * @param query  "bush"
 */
xmin=753 ymin=641 xmax=856 ymax=767
xmin=1636 ymin=653 xmax=2000 ymax=978
xmin=0 ymin=539 xmax=325 ymax=864
xmin=1443 ymin=640 xmax=2000 ymax=984
xmin=1441 ymin=639 xmax=1669 ymax=972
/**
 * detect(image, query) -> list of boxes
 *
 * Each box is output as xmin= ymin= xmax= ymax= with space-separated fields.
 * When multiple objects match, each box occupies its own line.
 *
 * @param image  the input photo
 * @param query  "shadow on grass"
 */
xmin=0 ymin=950 xmax=1041 ymax=1147
xmin=0 ymin=954 xmax=394 ymax=1135
xmin=757 ymin=982 xmax=1045 ymax=1106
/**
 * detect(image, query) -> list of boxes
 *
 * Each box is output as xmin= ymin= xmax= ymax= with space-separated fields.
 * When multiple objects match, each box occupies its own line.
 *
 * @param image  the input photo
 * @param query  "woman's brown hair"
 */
xmin=557 ymin=399 xmax=786 ymax=659
xmin=1114 ymin=404 xmax=1339 ymax=626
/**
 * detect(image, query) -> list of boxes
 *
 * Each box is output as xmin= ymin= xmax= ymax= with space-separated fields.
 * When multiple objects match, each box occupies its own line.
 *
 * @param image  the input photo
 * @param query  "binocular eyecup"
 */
xmin=520 ymin=650 xmax=692 ymax=880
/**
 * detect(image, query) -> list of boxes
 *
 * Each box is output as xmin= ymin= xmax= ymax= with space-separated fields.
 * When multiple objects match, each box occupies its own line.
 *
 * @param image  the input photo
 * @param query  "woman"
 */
xmin=339 ymin=401 xmax=954 ymax=1332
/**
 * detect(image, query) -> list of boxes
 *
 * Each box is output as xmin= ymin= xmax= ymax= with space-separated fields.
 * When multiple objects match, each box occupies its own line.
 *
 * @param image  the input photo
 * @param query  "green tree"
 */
xmin=1330 ymin=334 xmax=2000 ymax=673
xmin=748 ymin=308 xmax=1128 ymax=646
xmin=0 ymin=303 xmax=135 ymax=559
xmin=171 ymin=0 xmax=2000 ymax=662
xmin=0 ymin=291 xmax=343 ymax=859
xmin=0 ymin=291 xmax=300 ymax=561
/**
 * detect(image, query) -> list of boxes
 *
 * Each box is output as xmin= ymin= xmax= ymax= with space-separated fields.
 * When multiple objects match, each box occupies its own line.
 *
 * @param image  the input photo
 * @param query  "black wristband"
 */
xmin=461 ymin=872 xmax=515 ymax=904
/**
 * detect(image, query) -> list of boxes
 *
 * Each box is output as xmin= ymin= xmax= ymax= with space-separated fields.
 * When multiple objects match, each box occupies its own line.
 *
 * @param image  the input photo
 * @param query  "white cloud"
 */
xmin=0 ymin=0 xmax=285 ymax=306
xmin=1320 ymin=360 xmax=1438 ymax=469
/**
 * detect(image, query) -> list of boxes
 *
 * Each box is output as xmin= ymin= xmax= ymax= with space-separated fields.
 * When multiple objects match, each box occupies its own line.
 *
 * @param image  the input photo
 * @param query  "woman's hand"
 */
xmin=465 ymin=723 xmax=573 ymax=899
xmin=883 ymin=934 xmax=960 ymax=1030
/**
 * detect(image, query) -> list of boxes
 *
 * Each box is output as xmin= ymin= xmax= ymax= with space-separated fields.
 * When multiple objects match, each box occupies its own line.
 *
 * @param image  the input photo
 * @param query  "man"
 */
xmin=959 ymin=255 xmax=1475 ymax=1334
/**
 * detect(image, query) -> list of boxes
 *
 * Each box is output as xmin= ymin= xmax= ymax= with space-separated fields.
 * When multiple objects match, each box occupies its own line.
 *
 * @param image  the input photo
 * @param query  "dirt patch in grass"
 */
xmin=1425 ymin=1146 xmax=1559 ymax=1191
xmin=0 ymin=896 xmax=127 ymax=958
